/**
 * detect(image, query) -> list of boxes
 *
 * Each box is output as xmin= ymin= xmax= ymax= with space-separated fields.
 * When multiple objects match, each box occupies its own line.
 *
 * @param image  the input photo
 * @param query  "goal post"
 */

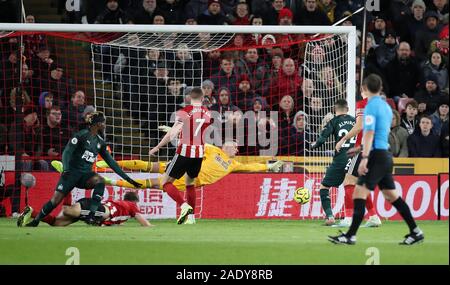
xmin=0 ymin=23 xmax=357 ymax=219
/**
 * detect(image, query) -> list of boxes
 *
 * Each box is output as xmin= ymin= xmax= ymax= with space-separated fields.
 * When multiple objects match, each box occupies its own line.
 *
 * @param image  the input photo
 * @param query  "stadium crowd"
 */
xmin=0 ymin=0 xmax=449 ymax=172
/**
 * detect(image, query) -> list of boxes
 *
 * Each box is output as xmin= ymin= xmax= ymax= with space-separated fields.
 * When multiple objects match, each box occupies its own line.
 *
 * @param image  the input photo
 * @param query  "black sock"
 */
xmin=35 ymin=200 xmax=56 ymax=222
xmin=89 ymin=182 xmax=105 ymax=213
xmin=346 ymin=198 xmax=366 ymax=237
xmin=320 ymin=189 xmax=333 ymax=218
xmin=392 ymin=197 xmax=418 ymax=233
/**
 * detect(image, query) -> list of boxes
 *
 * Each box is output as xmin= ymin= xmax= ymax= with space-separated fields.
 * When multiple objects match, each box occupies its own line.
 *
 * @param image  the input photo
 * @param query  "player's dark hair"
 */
xmin=335 ymin=99 xmax=348 ymax=110
xmin=190 ymin=87 xmax=204 ymax=99
xmin=124 ymin=191 xmax=139 ymax=202
xmin=362 ymin=74 xmax=383 ymax=94
xmin=86 ymin=111 xmax=105 ymax=126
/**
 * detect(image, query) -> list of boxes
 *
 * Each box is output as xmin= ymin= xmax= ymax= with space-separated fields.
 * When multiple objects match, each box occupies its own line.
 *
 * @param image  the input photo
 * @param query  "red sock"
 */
xmin=62 ymin=195 xmax=72 ymax=206
xmin=163 ymin=182 xmax=185 ymax=205
xmin=32 ymin=209 xmax=55 ymax=225
xmin=365 ymin=194 xmax=376 ymax=216
xmin=186 ymin=185 xmax=196 ymax=212
xmin=344 ymin=185 xmax=354 ymax=218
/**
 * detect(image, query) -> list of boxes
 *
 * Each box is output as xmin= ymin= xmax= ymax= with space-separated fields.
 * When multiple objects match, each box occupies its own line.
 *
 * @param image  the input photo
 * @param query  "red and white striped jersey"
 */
xmin=355 ymin=98 xmax=368 ymax=147
xmin=102 ymin=200 xmax=140 ymax=226
xmin=176 ymin=104 xmax=211 ymax=158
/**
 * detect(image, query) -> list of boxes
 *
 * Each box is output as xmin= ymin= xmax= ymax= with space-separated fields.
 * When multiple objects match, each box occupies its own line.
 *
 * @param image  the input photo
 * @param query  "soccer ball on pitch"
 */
xmin=294 ymin=187 xmax=310 ymax=204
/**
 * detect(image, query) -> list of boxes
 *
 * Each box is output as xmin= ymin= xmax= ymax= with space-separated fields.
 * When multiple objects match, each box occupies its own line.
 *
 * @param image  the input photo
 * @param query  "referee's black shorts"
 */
xmin=166 ymin=153 xmax=203 ymax=179
xmin=357 ymin=150 xmax=396 ymax=191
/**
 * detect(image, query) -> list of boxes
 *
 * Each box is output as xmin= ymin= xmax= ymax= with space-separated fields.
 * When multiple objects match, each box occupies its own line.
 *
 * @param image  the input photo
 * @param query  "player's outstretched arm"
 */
xmin=135 ymin=213 xmax=152 ymax=227
xmin=311 ymin=120 xmax=334 ymax=150
xmin=100 ymin=148 xmax=142 ymax=188
xmin=149 ymin=121 xmax=182 ymax=156
xmin=232 ymin=160 xmax=283 ymax=173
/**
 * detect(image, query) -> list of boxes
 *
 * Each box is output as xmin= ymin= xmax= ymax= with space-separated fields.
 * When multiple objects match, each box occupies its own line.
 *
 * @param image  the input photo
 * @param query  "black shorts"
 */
xmin=346 ymin=152 xmax=362 ymax=177
xmin=166 ymin=153 xmax=203 ymax=179
xmin=357 ymin=150 xmax=396 ymax=191
xmin=76 ymin=198 xmax=106 ymax=221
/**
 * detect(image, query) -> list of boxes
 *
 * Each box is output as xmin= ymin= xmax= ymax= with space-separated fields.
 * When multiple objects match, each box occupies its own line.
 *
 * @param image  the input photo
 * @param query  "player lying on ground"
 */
xmin=22 ymin=112 xmax=142 ymax=227
xmin=52 ymin=141 xmax=284 ymax=224
xmin=310 ymin=99 xmax=356 ymax=226
xmin=334 ymin=88 xmax=381 ymax=228
xmin=17 ymin=191 xmax=151 ymax=227
xmin=329 ymin=74 xmax=423 ymax=245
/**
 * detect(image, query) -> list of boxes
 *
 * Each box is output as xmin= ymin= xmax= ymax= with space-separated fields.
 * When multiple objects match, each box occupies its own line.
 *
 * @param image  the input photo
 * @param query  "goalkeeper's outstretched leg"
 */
xmin=96 ymin=160 xmax=165 ymax=173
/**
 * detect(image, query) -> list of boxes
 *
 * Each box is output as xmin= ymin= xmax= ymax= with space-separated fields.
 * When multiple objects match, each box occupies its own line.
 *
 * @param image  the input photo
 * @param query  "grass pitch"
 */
xmin=0 ymin=218 xmax=447 ymax=265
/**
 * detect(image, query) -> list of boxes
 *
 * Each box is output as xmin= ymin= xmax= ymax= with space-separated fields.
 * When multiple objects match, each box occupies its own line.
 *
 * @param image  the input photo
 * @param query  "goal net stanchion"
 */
xmin=0 ymin=24 xmax=356 ymax=220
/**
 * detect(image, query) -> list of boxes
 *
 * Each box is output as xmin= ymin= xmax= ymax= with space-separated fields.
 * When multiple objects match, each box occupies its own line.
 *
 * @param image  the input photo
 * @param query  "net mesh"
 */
xmin=303 ymin=35 xmax=349 ymax=218
xmin=0 ymin=30 xmax=352 ymax=219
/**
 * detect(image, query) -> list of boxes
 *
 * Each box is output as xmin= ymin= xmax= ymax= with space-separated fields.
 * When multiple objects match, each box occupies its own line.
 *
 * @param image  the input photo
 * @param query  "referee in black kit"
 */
xmin=328 ymin=74 xmax=424 ymax=245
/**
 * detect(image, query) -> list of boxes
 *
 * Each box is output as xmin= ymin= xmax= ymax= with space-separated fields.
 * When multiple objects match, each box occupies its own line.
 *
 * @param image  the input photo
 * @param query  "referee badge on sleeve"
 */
xmin=365 ymin=115 xmax=375 ymax=126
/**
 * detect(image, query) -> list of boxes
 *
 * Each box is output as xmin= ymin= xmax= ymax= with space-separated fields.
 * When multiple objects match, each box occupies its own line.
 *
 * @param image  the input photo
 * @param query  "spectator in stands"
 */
xmin=235 ymin=74 xmax=256 ymax=111
xmin=269 ymin=47 xmax=284 ymax=78
xmin=95 ymin=0 xmax=132 ymax=24
xmin=261 ymin=0 xmax=285 ymax=25
xmin=236 ymin=48 xmax=270 ymax=97
xmin=278 ymin=7 xmax=294 ymax=26
xmin=201 ymin=79 xmax=217 ymax=106
xmin=407 ymin=115 xmax=442 ymax=157
xmin=184 ymin=0 xmax=209 ymax=21
xmin=269 ymin=58 xmax=302 ymax=106
xmin=389 ymin=109 xmax=409 ymax=157
xmin=334 ymin=0 xmax=365 ymax=26
xmin=318 ymin=0 xmax=337 ymax=24
xmin=38 ymin=91 xmax=54 ymax=121
xmin=210 ymin=55 xmax=240 ymax=95
xmin=197 ymin=0 xmax=228 ymax=25
xmin=0 ymin=50 xmax=19 ymax=107
xmin=8 ymin=88 xmax=34 ymax=127
xmin=414 ymin=74 xmax=445 ymax=114
xmin=318 ymin=65 xmax=343 ymax=109
xmin=158 ymin=0 xmax=183 ymax=24
xmin=45 ymin=63 xmax=75 ymax=107
xmin=30 ymin=45 xmax=54 ymax=92
xmin=62 ymin=90 xmax=86 ymax=134
xmin=400 ymin=99 xmax=420 ymax=135
xmin=8 ymin=111 xmax=48 ymax=171
xmin=152 ymin=14 xmax=166 ymax=24
xmin=385 ymin=42 xmax=420 ymax=102
xmin=228 ymin=0 xmax=250 ymax=25
xmin=370 ymin=14 xmax=391 ymax=45
xmin=375 ymin=29 xmax=399 ymax=69
xmin=398 ymin=0 xmax=426 ymax=47
xmin=429 ymin=24 xmax=449 ymax=59
xmin=203 ymin=50 xmax=221 ymax=78
xmin=421 ymin=51 xmax=449 ymax=90
xmin=275 ymin=95 xmax=296 ymax=155
xmin=210 ymin=87 xmax=242 ymax=129
xmin=294 ymin=0 xmax=331 ymax=26
xmin=429 ymin=0 xmax=449 ymax=21
xmin=173 ymin=44 xmax=201 ymax=87
xmin=415 ymin=10 xmax=442 ymax=62
xmin=41 ymin=105 xmax=70 ymax=166
xmin=441 ymin=119 xmax=449 ymax=156
xmin=306 ymin=95 xmax=324 ymax=135
xmin=287 ymin=110 xmax=311 ymax=155
xmin=430 ymin=97 xmax=449 ymax=135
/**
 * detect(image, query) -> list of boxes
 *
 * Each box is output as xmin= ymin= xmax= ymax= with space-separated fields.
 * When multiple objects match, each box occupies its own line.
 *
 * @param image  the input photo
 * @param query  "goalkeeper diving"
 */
xmin=51 ymin=129 xmax=283 ymax=224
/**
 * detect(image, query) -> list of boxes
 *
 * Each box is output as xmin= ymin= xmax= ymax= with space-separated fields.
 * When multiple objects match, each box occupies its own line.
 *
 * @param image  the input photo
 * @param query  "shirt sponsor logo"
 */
xmin=81 ymin=151 xmax=96 ymax=163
